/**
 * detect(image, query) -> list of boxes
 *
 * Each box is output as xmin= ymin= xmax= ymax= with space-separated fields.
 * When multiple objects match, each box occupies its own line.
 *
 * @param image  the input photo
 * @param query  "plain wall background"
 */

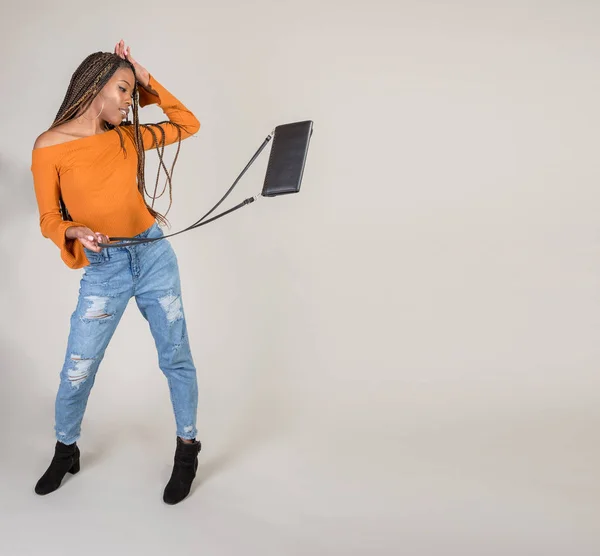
xmin=1 ymin=0 xmax=599 ymax=554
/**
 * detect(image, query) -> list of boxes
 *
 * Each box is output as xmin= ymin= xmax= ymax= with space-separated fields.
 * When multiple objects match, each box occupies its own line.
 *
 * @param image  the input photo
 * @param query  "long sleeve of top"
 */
xmin=30 ymin=73 xmax=200 ymax=269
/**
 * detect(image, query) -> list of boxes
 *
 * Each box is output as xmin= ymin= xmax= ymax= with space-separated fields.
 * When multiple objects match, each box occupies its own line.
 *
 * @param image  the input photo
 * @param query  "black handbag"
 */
xmin=262 ymin=120 xmax=313 ymax=197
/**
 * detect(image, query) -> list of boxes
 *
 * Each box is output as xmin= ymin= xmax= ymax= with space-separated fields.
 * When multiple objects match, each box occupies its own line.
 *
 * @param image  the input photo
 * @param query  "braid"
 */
xmin=51 ymin=53 xmax=116 ymax=131
xmin=50 ymin=51 xmax=185 ymax=227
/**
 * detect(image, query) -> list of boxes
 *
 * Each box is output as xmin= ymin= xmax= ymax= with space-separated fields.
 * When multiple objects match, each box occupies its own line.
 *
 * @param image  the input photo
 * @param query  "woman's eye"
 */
xmin=119 ymin=86 xmax=126 ymax=92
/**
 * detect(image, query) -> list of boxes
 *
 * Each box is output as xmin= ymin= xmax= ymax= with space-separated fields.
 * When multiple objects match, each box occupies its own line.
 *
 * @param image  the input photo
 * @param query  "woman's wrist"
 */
xmin=137 ymin=75 xmax=157 ymax=97
xmin=65 ymin=226 xmax=80 ymax=240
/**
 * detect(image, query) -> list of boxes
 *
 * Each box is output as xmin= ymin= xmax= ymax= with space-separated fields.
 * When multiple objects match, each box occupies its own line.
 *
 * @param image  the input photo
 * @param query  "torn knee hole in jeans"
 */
xmin=68 ymin=355 xmax=94 ymax=388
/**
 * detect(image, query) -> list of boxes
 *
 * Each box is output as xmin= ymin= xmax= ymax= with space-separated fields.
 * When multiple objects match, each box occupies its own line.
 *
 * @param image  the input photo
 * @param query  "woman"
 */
xmin=30 ymin=40 xmax=201 ymax=505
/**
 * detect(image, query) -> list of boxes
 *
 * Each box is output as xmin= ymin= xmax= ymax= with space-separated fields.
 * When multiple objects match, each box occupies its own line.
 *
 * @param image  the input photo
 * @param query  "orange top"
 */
xmin=30 ymin=74 xmax=200 ymax=269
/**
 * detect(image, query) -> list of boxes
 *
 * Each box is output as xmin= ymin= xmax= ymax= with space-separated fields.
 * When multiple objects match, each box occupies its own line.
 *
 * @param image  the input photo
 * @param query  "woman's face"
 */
xmin=95 ymin=67 xmax=136 ymax=126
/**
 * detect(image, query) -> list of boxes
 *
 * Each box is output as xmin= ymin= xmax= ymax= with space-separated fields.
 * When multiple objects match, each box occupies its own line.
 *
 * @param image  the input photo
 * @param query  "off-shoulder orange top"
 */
xmin=30 ymin=74 xmax=200 ymax=269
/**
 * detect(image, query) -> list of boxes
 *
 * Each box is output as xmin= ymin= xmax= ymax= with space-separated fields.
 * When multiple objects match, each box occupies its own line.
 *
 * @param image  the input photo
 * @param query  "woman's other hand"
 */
xmin=65 ymin=226 xmax=109 ymax=252
xmin=114 ymin=39 xmax=150 ymax=89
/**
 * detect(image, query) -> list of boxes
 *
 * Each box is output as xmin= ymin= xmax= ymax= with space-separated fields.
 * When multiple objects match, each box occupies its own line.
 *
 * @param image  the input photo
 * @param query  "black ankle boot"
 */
xmin=163 ymin=437 xmax=201 ymax=505
xmin=35 ymin=440 xmax=80 ymax=495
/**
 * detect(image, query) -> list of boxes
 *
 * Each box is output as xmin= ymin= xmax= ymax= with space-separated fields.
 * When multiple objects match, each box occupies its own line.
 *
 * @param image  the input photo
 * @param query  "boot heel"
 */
xmin=69 ymin=459 xmax=80 ymax=475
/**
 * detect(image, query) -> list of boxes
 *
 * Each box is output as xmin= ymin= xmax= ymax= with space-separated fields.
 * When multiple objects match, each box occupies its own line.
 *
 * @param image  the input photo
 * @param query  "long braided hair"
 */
xmin=50 ymin=51 xmax=186 ymax=227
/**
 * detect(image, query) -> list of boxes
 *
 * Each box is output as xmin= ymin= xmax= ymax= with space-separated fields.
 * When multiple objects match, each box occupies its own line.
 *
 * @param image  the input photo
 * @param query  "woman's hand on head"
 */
xmin=65 ymin=226 xmax=109 ymax=252
xmin=114 ymin=39 xmax=150 ymax=89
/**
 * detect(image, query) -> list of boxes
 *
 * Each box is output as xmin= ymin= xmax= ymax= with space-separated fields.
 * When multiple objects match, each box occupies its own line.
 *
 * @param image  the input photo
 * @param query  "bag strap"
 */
xmin=97 ymin=131 xmax=274 ymax=248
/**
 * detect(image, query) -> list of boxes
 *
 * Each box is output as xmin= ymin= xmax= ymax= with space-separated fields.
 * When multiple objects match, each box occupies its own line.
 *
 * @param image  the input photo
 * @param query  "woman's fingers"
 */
xmin=125 ymin=44 xmax=133 ymax=63
xmin=114 ymin=39 xmax=134 ymax=62
xmin=95 ymin=232 xmax=109 ymax=245
xmin=115 ymin=39 xmax=124 ymax=58
xmin=78 ymin=231 xmax=107 ymax=252
xmin=80 ymin=238 xmax=100 ymax=252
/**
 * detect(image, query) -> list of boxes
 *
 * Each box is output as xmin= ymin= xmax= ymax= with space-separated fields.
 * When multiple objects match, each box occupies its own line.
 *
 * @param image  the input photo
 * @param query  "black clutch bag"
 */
xmin=262 ymin=120 xmax=313 ymax=197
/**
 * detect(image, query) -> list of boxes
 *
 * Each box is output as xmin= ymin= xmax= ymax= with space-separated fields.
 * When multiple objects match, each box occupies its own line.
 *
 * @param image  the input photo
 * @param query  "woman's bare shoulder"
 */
xmin=33 ymin=131 xmax=55 ymax=150
xmin=33 ymin=124 xmax=88 ymax=150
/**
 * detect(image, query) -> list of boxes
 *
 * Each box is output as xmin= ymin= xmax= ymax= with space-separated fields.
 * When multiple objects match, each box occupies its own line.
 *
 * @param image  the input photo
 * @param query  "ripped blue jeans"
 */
xmin=54 ymin=221 xmax=198 ymax=445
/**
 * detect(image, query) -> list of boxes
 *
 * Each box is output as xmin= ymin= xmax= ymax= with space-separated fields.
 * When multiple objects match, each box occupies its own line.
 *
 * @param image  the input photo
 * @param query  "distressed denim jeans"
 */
xmin=54 ymin=221 xmax=198 ymax=445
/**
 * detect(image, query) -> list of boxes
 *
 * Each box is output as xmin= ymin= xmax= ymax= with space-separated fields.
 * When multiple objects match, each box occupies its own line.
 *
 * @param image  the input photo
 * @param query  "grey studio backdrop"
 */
xmin=1 ymin=0 xmax=599 ymax=555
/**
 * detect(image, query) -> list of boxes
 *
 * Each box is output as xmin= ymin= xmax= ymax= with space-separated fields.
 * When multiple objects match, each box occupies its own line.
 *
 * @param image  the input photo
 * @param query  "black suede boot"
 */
xmin=163 ymin=437 xmax=201 ymax=505
xmin=35 ymin=440 xmax=80 ymax=495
